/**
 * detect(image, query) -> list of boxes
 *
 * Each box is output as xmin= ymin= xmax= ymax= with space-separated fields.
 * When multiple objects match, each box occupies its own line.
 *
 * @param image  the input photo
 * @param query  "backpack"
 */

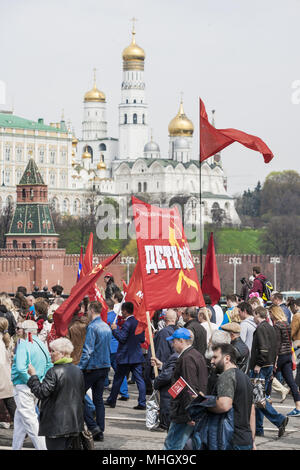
xmin=259 ymin=277 xmax=273 ymax=301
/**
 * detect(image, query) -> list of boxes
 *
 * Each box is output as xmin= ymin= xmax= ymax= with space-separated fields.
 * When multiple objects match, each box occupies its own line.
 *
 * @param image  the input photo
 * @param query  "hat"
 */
xmin=166 ymin=327 xmax=192 ymax=341
xmin=22 ymin=320 xmax=38 ymax=331
xmin=104 ymin=272 xmax=113 ymax=278
xmin=221 ymin=322 xmax=241 ymax=334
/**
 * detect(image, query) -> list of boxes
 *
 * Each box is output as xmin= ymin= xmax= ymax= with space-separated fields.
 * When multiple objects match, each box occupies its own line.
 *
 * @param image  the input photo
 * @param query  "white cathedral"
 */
xmin=0 ymin=25 xmax=240 ymax=227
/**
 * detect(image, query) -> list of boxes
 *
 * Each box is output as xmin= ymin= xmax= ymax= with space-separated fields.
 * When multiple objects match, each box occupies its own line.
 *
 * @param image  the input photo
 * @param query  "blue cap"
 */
xmin=166 ymin=327 xmax=192 ymax=341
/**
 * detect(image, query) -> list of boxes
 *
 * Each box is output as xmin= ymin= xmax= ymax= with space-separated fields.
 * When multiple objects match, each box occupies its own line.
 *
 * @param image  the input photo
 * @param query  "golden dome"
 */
xmin=97 ymin=154 xmax=106 ymax=170
xmin=82 ymin=147 xmax=92 ymax=159
xmin=168 ymin=101 xmax=194 ymax=137
xmin=123 ymin=30 xmax=145 ymax=62
xmin=84 ymin=84 xmax=106 ymax=102
xmin=72 ymin=136 xmax=78 ymax=146
xmin=84 ymin=70 xmax=106 ymax=102
xmin=71 ymin=159 xmax=76 ymax=166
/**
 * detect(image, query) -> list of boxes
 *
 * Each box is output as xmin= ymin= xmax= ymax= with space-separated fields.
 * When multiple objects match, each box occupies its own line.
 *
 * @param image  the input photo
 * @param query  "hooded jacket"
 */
xmin=240 ymin=316 xmax=257 ymax=351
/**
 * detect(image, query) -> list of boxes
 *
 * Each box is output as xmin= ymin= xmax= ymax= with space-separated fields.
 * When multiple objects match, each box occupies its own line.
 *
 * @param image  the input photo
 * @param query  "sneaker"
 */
xmin=118 ymin=396 xmax=129 ymax=401
xmin=280 ymin=388 xmax=290 ymax=403
xmin=93 ymin=432 xmax=104 ymax=441
xmin=104 ymin=400 xmax=116 ymax=408
xmin=287 ymin=408 xmax=300 ymax=417
xmin=278 ymin=417 xmax=289 ymax=438
xmin=0 ymin=422 xmax=10 ymax=429
xmin=133 ymin=405 xmax=146 ymax=410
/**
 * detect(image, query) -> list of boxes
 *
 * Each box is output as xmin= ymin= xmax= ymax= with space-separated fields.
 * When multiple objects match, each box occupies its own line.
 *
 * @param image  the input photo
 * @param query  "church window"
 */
xmin=22 ymin=243 xmax=27 ymax=249
xmin=17 ymin=221 xmax=23 ymax=230
xmin=142 ymin=114 xmax=145 ymax=124
xmin=133 ymin=99 xmax=136 ymax=103
xmin=31 ymin=240 xmax=36 ymax=249
xmin=143 ymin=182 xmax=147 ymax=192
xmin=124 ymin=114 xmax=127 ymax=124
xmin=138 ymin=182 xmax=142 ymax=192
xmin=126 ymin=99 xmax=128 ymax=103
xmin=22 ymin=188 xmax=26 ymax=200
xmin=13 ymin=240 xmax=18 ymax=249
xmin=100 ymin=143 xmax=106 ymax=151
xmin=27 ymin=221 xmax=33 ymax=230
xmin=133 ymin=114 xmax=137 ymax=124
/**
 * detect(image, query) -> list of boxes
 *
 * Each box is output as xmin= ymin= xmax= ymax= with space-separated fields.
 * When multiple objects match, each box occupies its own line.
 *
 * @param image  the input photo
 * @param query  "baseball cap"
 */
xmin=104 ymin=272 xmax=113 ymax=278
xmin=22 ymin=320 xmax=38 ymax=331
xmin=166 ymin=327 xmax=192 ymax=341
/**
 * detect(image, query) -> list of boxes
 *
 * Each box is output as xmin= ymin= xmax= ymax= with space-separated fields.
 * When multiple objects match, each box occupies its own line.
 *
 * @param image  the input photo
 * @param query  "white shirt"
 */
xmin=200 ymin=321 xmax=218 ymax=345
xmin=212 ymin=304 xmax=224 ymax=328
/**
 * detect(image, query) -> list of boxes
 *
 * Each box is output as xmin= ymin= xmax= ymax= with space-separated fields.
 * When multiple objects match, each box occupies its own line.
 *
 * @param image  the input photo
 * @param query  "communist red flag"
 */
xmin=79 ymin=232 xmax=108 ymax=323
xmin=200 ymin=98 xmax=274 ymax=164
xmin=132 ymin=196 xmax=205 ymax=311
xmin=53 ymin=252 xmax=120 ymax=337
xmin=201 ymin=232 xmax=221 ymax=306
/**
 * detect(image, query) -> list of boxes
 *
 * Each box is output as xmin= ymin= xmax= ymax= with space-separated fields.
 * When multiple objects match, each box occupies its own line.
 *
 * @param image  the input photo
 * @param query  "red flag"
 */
xmin=168 ymin=377 xmax=188 ymax=398
xmin=199 ymin=98 xmax=274 ymax=164
xmin=201 ymin=232 xmax=221 ymax=306
xmin=81 ymin=233 xmax=94 ymax=277
xmin=53 ymin=252 xmax=120 ymax=337
xmin=132 ymin=196 xmax=205 ymax=311
xmin=122 ymin=279 xmax=128 ymax=293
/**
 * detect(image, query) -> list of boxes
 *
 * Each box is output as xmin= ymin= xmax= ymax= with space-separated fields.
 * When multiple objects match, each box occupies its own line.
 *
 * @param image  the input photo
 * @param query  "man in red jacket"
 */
xmin=249 ymin=266 xmax=267 ymax=299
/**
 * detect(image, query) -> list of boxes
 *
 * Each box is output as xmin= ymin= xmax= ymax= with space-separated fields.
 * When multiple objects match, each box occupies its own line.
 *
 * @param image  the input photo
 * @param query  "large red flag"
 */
xmin=201 ymin=232 xmax=221 ymax=306
xmin=132 ymin=196 xmax=205 ymax=311
xmin=53 ymin=252 xmax=120 ymax=337
xmin=199 ymin=98 xmax=274 ymax=164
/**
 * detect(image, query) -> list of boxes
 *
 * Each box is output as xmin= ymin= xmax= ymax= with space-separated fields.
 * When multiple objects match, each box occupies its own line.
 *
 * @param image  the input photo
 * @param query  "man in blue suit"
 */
xmin=104 ymin=301 xmax=146 ymax=410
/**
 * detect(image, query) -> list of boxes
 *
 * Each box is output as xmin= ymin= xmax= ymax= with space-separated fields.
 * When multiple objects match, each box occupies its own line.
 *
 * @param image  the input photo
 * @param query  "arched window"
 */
xmin=138 ymin=182 xmax=142 ymax=192
xmin=31 ymin=240 xmax=36 ymax=249
xmin=13 ymin=240 xmax=18 ymax=249
xmin=143 ymin=182 xmax=147 ymax=192
xmin=133 ymin=114 xmax=137 ymax=124
xmin=99 ymin=143 xmax=106 ymax=151
xmin=22 ymin=243 xmax=27 ymax=249
xmin=124 ymin=114 xmax=127 ymax=124
xmin=22 ymin=188 xmax=26 ymax=199
xmin=142 ymin=114 xmax=145 ymax=124
xmin=133 ymin=99 xmax=136 ymax=104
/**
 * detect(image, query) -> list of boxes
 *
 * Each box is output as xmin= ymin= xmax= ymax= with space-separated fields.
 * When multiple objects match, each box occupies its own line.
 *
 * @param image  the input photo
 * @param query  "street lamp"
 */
xmin=270 ymin=257 xmax=280 ymax=291
xmin=120 ymin=256 xmax=135 ymax=284
xmin=229 ymin=257 xmax=242 ymax=293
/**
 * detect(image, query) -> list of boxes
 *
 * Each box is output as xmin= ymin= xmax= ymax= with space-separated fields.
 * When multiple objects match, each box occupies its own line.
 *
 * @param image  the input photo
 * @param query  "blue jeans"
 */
xmin=249 ymin=367 xmax=285 ymax=434
xmin=104 ymin=353 xmax=129 ymax=398
xmin=107 ymin=363 xmax=146 ymax=407
xmin=163 ymin=422 xmax=194 ymax=450
xmin=83 ymin=368 xmax=109 ymax=434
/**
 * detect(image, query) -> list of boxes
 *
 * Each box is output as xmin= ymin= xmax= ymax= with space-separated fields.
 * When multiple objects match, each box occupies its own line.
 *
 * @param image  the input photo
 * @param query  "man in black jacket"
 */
xmin=249 ymin=307 xmax=288 ymax=438
xmin=162 ymin=328 xmax=208 ymax=450
xmin=182 ymin=307 xmax=207 ymax=357
xmin=221 ymin=322 xmax=250 ymax=373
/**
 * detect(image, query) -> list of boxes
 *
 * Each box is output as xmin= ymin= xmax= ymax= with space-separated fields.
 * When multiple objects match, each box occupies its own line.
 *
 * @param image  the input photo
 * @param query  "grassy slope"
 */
xmin=213 ymin=228 xmax=264 ymax=254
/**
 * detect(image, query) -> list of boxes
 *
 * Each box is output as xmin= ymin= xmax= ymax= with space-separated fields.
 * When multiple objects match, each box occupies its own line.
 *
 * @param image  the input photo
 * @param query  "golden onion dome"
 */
xmin=122 ymin=28 xmax=145 ymax=62
xmin=168 ymin=101 xmax=194 ymax=137
xmin=97 ymin=161 xmax=106 ymax=170
xmin=71 ymin=159 xmax=76 ymax=166
xmin=84 ymin=84 xmax=106 ymax=102
xmin=82 ymin=147 xmax=92 ymax=159
xmin=72 ymin=136 xmax=78 ymax=146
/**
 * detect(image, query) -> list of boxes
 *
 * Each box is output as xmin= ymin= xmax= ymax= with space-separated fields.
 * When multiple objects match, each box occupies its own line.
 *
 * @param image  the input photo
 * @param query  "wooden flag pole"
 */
xmin=146 ymin=310 xmax=158 ymax=378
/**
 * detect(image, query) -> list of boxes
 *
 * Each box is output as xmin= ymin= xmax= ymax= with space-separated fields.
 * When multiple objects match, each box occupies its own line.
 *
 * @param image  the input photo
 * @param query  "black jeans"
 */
xmin=46 ymin=436 xmax=78 ymax=450
xmin=277 ymin=353 xmax=300 ymax=402
xmin=2 ymin=397 xmax=16 ymax=420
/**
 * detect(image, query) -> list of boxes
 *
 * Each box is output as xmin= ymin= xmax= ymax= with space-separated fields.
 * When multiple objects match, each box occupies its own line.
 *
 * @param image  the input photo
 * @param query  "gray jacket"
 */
xmin=240 ymin=316 xmax=256 ymax=352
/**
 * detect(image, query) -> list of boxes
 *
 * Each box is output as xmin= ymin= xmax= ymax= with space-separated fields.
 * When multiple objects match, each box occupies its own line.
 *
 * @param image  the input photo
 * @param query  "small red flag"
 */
xmin=201 ymin=232 xmax=221 ymax=306
xmin=168 ymin=377 xmax=188 ymax=398
xmin=199 ymin=98 xmax=274 ymax=164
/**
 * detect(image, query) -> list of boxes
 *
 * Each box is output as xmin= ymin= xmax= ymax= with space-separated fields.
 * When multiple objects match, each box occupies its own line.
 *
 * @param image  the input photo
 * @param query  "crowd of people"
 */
xmin=0 ymin=267 xmax=300 ymax=450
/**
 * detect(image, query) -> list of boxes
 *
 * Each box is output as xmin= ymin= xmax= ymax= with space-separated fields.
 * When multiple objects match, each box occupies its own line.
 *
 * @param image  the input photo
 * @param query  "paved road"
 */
xmin=1 ymin=382 xmax=299 ymax=451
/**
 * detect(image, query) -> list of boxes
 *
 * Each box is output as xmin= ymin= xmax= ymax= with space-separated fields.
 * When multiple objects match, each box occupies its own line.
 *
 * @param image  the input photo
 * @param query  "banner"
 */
xmin=132 ymin=196 xmax=205 ymax=311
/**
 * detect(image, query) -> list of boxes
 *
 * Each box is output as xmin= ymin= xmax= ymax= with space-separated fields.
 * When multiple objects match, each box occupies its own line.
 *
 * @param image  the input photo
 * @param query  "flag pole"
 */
xmin=199 ymin=98 xmax=203 ymax=283
xmin=146 ymin=310 xmax=158 ymax=378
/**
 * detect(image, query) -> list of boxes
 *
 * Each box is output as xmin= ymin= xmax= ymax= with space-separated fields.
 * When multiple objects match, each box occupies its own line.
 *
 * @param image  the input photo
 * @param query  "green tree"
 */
xmin=260 ymin=170 xmax=300 ymax=218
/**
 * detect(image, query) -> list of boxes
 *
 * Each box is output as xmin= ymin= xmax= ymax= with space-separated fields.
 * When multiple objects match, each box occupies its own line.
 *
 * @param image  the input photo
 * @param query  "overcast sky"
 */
xmin=1 ymin=0 xmax=300 ymax=195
